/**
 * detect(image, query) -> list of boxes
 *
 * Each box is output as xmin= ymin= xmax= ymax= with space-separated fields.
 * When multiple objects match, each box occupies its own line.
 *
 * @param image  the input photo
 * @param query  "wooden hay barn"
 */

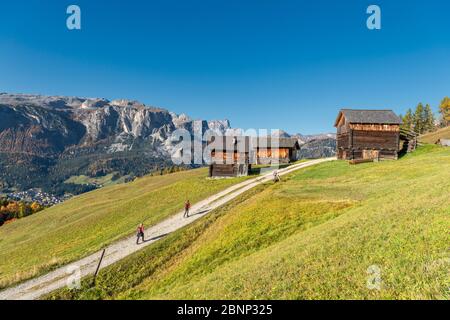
xmin=208 ymin=136 xmax=301 ymax=177
xmin=252 ymin=137 xmax=301 ymax=164
xmin=208 ymin=136 xmax=251 ymax=177
xmin=335 ymin=109 xmax=406 ymax=161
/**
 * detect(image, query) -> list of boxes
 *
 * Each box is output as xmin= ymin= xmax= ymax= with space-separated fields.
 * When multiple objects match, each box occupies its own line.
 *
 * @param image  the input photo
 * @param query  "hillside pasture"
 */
xmin=49 ymin=145 xmax=450 ymax=300
xmin=0 ymin=168 xmax=247 ymax=289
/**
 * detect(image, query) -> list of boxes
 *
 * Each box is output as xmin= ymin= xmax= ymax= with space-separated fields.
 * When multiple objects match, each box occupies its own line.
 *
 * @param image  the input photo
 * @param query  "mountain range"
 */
xmin=0 ymin=93 xmax=335 ymax=196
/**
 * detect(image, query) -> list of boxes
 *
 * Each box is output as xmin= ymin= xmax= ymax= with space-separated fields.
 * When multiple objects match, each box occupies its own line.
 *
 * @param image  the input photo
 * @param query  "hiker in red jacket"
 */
xmin=183 ymin=200 xmax=191 ymax=218
xmin=136 ymin=223 xmax=145 ymax=244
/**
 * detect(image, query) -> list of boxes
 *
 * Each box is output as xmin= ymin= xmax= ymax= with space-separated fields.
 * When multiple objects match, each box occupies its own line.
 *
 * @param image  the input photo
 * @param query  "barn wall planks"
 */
xmin=336 ymin=126 xmax=401 ymax=160
xmin=209 ymin=163 xmax=250 ymax=177
xmin=352 ymin=130 xmax=399 ymax=150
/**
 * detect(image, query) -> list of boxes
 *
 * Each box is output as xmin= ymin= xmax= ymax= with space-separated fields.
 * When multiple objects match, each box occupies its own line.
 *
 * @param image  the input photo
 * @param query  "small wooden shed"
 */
xmin=335 ymin=109 xmax=403 ymax=161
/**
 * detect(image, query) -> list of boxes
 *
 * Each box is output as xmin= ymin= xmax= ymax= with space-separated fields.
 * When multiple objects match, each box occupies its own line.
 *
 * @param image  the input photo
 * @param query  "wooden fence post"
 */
xmin=92 ymin=249 xmax=106 ymax=287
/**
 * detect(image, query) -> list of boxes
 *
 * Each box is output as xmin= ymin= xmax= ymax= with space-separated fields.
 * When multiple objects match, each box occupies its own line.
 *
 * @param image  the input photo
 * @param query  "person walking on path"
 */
xmin=184 ymin=200 xmax=191 ymax=218
xmin=136 ymin=223 xmax=145 ymax=244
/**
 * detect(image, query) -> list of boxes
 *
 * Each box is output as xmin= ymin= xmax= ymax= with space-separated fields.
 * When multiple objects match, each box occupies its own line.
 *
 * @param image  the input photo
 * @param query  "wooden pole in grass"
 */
xmin=92 ymin=249 xmax=106 ymax=287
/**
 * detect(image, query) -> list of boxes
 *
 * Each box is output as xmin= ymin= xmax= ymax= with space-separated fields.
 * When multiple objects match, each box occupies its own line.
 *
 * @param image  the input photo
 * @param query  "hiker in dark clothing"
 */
xmin=136 ymin=223 xmax=145 ymax=244
xmin=184 ymin=200 xmax=191 ymax=218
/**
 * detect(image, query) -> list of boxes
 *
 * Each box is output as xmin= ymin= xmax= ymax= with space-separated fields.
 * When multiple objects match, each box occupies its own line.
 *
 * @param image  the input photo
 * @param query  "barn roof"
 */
xmin=253 ymin=137 xmax=301 ymax=149
xmin=207 ymin=136 xmax=300 ymax=151
xmin=207 ymin=136 xmax=251 ymax=152
xmin=335 ymin=109 xmax=403 ymax=127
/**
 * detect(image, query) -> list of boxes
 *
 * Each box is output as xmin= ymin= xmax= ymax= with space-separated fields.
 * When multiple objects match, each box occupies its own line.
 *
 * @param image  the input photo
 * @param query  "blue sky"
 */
xmin=1 ymin=0 xmax=449 ymax=134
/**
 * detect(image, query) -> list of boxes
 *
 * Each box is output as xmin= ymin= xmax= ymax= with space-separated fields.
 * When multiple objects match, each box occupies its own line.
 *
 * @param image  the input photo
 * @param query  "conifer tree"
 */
xmin=423 ymin=104 xmax=435 ymax=132
xmin=401 ymin=108 xmax=414 ymax=130
xmin=413 ymin=103 xmax=425 ymax=134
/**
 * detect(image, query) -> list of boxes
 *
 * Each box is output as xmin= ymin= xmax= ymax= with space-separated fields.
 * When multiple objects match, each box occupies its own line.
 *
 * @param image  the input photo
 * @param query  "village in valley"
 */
xmin=4 ymin=189 xmax=70 ymax=206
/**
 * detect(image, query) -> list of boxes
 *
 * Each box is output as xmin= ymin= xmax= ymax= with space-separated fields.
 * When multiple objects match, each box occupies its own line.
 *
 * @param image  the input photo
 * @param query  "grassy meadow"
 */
xmin=49 ymin=145 xmax=450 ymax=300
xmin=0 ymin=168 xmax=248 ymax=289
xmin=419 ymin=126 xmax=450 ymax=144
xmin=64 ymin=172 xmax=130 ymax=187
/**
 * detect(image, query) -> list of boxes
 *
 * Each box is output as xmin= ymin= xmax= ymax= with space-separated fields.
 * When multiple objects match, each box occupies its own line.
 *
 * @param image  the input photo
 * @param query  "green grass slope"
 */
xmin=64 ymin=172 xmax=130 ymax=187
xmin=419 ymin=126 xmax=450 ymax=144
xmin=0 ymin=168 xmax=247 ymax=289
xmin=50 ymin=145 xmax=450 ymax=300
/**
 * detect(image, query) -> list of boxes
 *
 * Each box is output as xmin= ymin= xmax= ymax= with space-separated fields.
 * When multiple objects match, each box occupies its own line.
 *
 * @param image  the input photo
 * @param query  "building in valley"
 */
xmin=335 ymin=109 xmax=405 ymax=161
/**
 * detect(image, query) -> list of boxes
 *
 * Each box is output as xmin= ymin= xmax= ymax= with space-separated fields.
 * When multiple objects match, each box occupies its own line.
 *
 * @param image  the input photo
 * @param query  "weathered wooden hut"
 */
xmin=208 ymin=136 xmax=251 ymax=177
xmin=252 ymin=137 xmax=301 ymax=164
xmin=208 ymin=136 xmax=301 ymax=177
xmin=335 ymin=109 xmax=403 ymax=161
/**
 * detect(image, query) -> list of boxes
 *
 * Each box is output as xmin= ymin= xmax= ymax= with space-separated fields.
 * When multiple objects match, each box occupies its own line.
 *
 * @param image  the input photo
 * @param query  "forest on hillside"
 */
xmin=400 ymin=96 xmax=450 ymax=134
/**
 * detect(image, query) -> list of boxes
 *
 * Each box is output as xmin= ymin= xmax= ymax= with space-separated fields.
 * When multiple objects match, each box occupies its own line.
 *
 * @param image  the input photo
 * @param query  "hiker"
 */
xmin=136 ymin=223 xmax=145 ymax=244
xmin=184 ymin=200 xmax=191 ymax=218
xmin=273 ymin=170 xmax=281 ymax=183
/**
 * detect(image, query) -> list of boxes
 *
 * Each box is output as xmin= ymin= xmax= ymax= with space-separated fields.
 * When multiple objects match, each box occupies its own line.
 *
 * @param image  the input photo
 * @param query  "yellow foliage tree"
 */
xmin=439 ymin=97 xmax=450 ymax=126
xmin=6 ymin=202 xmax=19 ymax=213
xmin=31 ymin=202 xmax=42 ymax=213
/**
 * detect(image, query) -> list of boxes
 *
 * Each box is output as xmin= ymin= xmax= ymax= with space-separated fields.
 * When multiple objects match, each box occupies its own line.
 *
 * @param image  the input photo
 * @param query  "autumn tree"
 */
xmin=31 ymin=202 xmax=42 ymax=213
xmin=5 ymin=202 xmax=19 ymax=219
xmin=439 ymin=97 xmax=450 ymax=127
xmin=18 ymin=202 xmax=32 ymax=218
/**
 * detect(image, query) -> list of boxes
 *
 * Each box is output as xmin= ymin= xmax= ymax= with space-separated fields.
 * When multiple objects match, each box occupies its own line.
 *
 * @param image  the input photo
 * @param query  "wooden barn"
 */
xmin=208 ymin=136 xmax=251 ymax=177
xmin=252 ymin=137 xmax=301 ymax=164
xmin=208 ymin=136 xmax=301 ymax=177
xmin=335 ymin=109 xmax=404 ymax=161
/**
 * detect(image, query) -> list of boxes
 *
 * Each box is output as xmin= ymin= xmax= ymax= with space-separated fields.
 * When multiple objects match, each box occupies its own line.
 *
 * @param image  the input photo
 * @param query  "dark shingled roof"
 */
xmin=253 ymin=137 xmax=301 ymax=149
xmin=207 ymin=136 xmax=251 ymax=152
xmin=207 ymin=136 xmax=300 ymax=151
xmin=335 ymin=109 xmax=403 ymax=126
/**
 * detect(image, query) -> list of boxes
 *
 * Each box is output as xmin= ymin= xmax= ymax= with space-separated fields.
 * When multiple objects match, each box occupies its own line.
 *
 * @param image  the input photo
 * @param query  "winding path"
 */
xmin=0 ymin=158 xmax=335 ymax=300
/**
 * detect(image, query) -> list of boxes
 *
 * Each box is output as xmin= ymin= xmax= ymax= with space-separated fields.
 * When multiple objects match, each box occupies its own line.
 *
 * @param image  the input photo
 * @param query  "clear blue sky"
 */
xmin=1 ymin=0 xmax=449 ymax=134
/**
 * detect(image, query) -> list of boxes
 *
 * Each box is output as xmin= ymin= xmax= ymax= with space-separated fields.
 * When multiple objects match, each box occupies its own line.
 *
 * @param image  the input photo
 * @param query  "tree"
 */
xmin=6 ymin=202 xmax=19 ymax=219
xmin=413 ymin=103 xmax=425 ymax=134
xmin=401 ymin=109 xmax=414 ymax=130
xmin=439 ymin=97 xmax=450 ymax=127
xmin=18 ymin=202 xmax=32 ymax=219
xmin=423 ymin=104 xmax=435 ymax=133
xmin=31 ymin=202 xmax=42 ymax=213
